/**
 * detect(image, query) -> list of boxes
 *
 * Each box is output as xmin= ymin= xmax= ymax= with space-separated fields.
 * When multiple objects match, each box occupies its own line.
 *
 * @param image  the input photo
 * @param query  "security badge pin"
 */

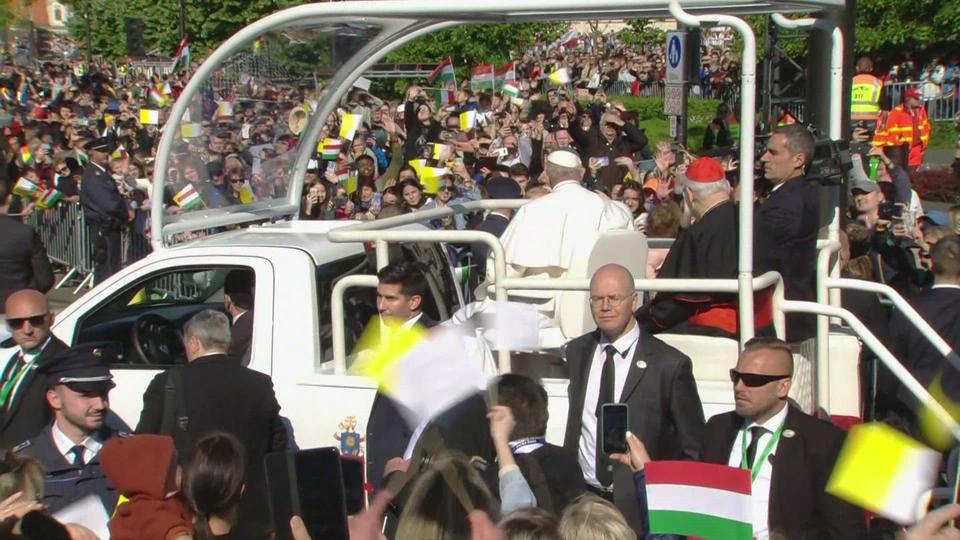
xmin=635 ymin=360 xmax=647 ymax=369
xmin=782 ymin=429 xmax=796 ymax=438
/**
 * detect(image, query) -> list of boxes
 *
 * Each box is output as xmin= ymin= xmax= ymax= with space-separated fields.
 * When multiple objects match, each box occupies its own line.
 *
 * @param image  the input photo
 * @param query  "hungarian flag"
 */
xmin=427 ymin=88 xmax=457 ymax=109
xmin=171 ymin=38 xmax=190 ymax=72
xmin=470 ymin=64 xmax=495 ymax=90
xmin=173 ymin=183 xmax=203 ymax=210
xmin=12 ymin=178 xmax=39 ymax=199
xmin=494 ymin=62 xmax=516 ymax=88
xmin=645 ymin=461 xmax=753 ymax=540
xmin=557 ymin=29 xmax=579 ymax=48
xmin=37 ymin=189 xmax=62 ymax=209
xmin=320 ymin=138 xmax=343 ymax=160
xmin=502 ymin=81 xmax=520 ymax=98
xmin=427 ymin=57 xmax=456 ymax=85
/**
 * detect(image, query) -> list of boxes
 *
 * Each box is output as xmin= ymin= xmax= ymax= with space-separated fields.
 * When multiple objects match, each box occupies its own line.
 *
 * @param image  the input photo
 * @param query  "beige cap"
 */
xmin=546 ymin=149 xmax=581 ymax=168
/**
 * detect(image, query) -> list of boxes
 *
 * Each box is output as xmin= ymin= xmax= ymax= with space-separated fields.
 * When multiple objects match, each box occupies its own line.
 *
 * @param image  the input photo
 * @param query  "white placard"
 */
xmin=664 ymin=84 xmax=685 ymax=116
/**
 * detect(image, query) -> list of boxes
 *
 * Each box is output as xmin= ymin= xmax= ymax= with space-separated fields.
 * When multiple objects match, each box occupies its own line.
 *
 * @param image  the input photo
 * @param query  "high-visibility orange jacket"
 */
xmin=873 ymin=104 xmax=931 ymax=167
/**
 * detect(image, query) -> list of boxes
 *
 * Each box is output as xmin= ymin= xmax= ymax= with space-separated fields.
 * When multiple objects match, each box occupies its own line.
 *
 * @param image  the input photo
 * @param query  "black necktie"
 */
xmin=69 ymin=445 xmax=85 ymax=467
xmin=744 ymin=426 xmax=768 ymax=469
xmin=595 ymin=345 xmax=618 ymax=487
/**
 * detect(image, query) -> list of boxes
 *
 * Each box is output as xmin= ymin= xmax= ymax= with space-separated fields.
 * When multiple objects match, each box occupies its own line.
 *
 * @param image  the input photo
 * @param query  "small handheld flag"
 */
xmin=12 ymin=178 xmax=39 ymax=199
xmin=427 ymin=57 xmax=456 ymax=85
xmin=173 ymin=183 xmax=203 ymax=210
xmin=646 ymin=461 xmax=753 ymax=540
xmin=139 ymin=109 xmax=160 ymax=125
xmin=37 ymin=189 xmax=63 ymax=209
xmin=549 ymin=68 xmax=571 ymax=86
xmin=459 ymin=110 xmax=477 ymax=131
xmin=180 ymin=123 xmax=202 ymax=138
xmin=171 ymin=38 xmax=190 ymax=72
xmin=339 ymin=113 xmax=363 ymax=140
xmin=826 ymin=422 xmax=940 ymax=524
xmin=320 ymin=138 xmax=343 ymax=160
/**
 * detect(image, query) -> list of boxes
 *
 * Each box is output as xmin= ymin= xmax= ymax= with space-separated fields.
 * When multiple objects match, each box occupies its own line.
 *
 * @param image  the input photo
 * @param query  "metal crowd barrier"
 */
xmin=887 ymin=81 xmax=960 ymax=122
xmin=26 ymin=202 xmax=152 ymax=293
xmin=605 ymin=79 xmax=740 ymax=102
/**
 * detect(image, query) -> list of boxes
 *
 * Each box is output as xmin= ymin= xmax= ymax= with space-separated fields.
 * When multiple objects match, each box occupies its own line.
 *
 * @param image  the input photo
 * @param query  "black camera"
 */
xmin=806 ymin=138 xmax=853 ymax=186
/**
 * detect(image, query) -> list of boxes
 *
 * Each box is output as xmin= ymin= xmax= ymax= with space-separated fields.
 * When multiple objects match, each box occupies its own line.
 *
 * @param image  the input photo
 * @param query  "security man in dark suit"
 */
xmin=365 ymin=261 xmax=438 ymax=489
xmin=701 ymin=337 xmax=865 ymax=540
xmin=755 ymin=124 xmax=820 ymax=342
xmin=136 ymin=309 xmax=287 ymax=535
xmin=0 ymin=290 xmax=69 ymax=449
xmin=470 ymin=176 xmax=522 ymax=284
xmin=223 ymin=269 xmax=254 ymax=366
xmin=0 ymin=182 xmax=54 ymax=314
xmin=888 ymin=235 xmax=960 ymax=423
xmin=563 ymin=263 xmax=704 ymax=534
xmin=80 ymin=137 xmax=128 ymax=285
xmin=14 ymin=343 xmax=125 ymax=515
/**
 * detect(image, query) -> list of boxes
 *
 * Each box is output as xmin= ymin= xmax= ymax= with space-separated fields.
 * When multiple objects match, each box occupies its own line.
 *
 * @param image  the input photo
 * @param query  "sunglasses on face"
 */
xmin=729 ymin=369 xmax=791 ymax=387
xmin=230 ymin=178 xmax=244 ymax=184
xmin=7 ymin=314 xmax=48 ymax=329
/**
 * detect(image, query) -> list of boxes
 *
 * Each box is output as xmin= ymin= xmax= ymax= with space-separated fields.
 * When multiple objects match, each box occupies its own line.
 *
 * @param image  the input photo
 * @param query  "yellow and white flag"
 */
xmin=459 ymin=110 xmax=477 ymax=131
xmin=549 ymin=68 xmax=571 ymax=85
xmin=139 ymin=109 xmax=160 ymax=125
xmin=339 ymin=113 xmax=363 ymax=140
xmin=826 ymin=422 xmax=940 ymax=524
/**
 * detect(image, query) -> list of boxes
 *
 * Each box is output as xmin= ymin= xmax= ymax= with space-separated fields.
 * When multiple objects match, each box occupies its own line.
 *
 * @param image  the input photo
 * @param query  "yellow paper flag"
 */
xmin=350 ymin=318 xmax=427 ymax=393
xmin=139 ymin=109 xmax=160 ymax=125
xmin=826 ymin=422 xmax=940 ymax=524
xmin=549 ymin=68 xmax=571 ymax=85
xmin=432 ymin=143 xmax=451 ymax=161
xmin=340 ymin=113 xmax=362 ymax=140
xmin=421 ymin=167 xmax=449 ymax=194
xmin=459 ymin=110 xmax=477 ymax=131
xmin=180 ymin=123 xmax=202 ymax=138
xmin=408 ymin=159 xmax=426 ymax=178
xmin=239 ymin=184 xmax=255 ymax=204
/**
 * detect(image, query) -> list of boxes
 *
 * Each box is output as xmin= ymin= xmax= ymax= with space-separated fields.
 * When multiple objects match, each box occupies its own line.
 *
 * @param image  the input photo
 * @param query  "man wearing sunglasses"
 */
xmin=701 ymin=337 xmax=865 ymax=540
xmin=0 ymin=290 xmax=69 ymax=449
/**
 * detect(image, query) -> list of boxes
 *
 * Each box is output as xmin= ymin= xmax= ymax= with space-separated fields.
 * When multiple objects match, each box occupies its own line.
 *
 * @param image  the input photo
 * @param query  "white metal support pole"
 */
xmin=670 ymin=0 xmax=756 ymax=349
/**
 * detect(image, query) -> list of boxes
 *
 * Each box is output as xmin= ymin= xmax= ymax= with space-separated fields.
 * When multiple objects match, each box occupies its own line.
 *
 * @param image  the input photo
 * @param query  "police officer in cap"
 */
xmin=14 ymin=343 xmax=124 ymax=515
xmin=80 ymin=137 xmax=128 ymax=285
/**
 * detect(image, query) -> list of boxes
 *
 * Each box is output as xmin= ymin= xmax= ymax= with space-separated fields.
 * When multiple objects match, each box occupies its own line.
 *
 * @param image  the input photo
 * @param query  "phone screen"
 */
xmin=265 ymin=448 xmax=349 ymax=540
xmin=340 ymin=456 xmax=366 ymax=515
xmin=601 ymin=403 xmax=629 ymax=455
xmin=297 ymin=449 xmax=348 ymax=540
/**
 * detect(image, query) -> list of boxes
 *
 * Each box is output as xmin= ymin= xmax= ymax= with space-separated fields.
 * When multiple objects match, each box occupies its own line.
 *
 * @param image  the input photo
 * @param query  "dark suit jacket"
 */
xmin=79 ymin=162 xmax=127 ymax=224
xmin=0 ymin=338 xmax=69 ymax=450
xmin=754 ymin=177 xmax=819 ymax=341
xmin=562 ymin=326 xmax=705 ymax=533
xmin=228 ymin=309 xmax=254 ymax=366
xmin=702 ymin=406 xmax=866 ymax=540
xmin=136 ymin=353 xmax=287 ymax=533
xmin=365 ymin=314 xmax=437 ymax=488
xmin=0 ymin=215 xmax=55 ymax=313
xmin=470 ymin=213 xmax=511 ymax=278
xmin=888 ymin=286 xmax=960 ymax=406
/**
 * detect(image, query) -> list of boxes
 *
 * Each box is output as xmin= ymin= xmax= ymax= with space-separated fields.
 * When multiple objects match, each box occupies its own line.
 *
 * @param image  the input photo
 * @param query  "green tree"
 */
xmin=854 ymin=0 xmax=960 ymax=56
xmin=616 ymin=19 xmax=665 ymax=54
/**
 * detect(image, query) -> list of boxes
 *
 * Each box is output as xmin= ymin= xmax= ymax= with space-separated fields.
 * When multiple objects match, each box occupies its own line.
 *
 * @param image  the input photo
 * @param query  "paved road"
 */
xmin=47 ymin=274 xmax=85 ymax=312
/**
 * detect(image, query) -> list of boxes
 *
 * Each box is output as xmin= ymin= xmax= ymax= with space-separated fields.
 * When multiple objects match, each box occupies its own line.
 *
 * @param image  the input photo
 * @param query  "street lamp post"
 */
xmin=179 ymin=0 xmax=185 ymax=40
xmin=84 ymin=0 xmax=92 ymax=64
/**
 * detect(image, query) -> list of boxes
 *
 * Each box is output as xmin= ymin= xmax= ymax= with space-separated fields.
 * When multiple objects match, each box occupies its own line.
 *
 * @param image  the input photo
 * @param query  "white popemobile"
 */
xmin=28 ymin=0 xmax=960 ymax=480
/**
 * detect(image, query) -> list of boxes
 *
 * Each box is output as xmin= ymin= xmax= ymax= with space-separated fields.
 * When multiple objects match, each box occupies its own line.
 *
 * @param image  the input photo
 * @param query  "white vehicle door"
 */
xmin=52 ymin=255 xmax=276 ymax=429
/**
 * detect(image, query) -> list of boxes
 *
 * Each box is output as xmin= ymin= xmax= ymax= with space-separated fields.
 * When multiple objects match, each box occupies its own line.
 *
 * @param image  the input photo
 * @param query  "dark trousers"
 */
xmin=90 ymin=221 xmax=121 ymax=285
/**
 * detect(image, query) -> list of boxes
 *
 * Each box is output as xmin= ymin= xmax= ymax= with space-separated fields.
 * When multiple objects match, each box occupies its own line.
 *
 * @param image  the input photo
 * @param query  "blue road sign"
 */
xmin=668 ymin=35 xmax=682 ymax=69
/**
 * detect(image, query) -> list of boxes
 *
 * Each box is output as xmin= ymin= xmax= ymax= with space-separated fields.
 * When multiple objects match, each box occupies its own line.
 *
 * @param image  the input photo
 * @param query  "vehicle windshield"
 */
xmin=158 ymin=21 xmax=386 ymax=233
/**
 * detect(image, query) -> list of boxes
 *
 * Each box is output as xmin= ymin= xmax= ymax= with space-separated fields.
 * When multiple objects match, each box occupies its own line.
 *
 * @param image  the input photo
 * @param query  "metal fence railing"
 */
xmin=605 ymin=79 xmax=740 ymax=103
xmin=887 ymin=81 xmax=960 ymax=122
xmin=26 ymin=203 xmax=152 ymax=292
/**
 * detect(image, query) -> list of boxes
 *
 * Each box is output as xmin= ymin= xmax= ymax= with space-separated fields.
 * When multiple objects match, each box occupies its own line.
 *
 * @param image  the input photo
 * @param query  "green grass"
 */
xmin=930 ymin=121 xmax=958 ymax=150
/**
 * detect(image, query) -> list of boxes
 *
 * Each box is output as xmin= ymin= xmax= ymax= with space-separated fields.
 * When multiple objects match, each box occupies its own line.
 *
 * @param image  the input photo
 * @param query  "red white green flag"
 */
xmin=646 ymin=461 xmax=753 ymax=540
xmin=173 ymin=183 xmax=203 ymax=210
xmin=470 ymin=64 xmax=495 ymax=90
xmin=171 ymin=38 xmax=190 ymax=72
xmin=494 ymin=61 xmax=515 ymax=88
xmin=427 ymin=57 xmax=456 ymax=85
xmin=426 ymin=88 xmax=457 ymax=108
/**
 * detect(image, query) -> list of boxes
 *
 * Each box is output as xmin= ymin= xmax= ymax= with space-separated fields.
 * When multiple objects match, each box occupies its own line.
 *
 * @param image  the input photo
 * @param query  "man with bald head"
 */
xmin=563 ymin=263 xmax=704 ymax=534
xmin=0 ymin=289 xmax=69 ymax=448
xmin=701 ymin=337 xmax=865 ymax=540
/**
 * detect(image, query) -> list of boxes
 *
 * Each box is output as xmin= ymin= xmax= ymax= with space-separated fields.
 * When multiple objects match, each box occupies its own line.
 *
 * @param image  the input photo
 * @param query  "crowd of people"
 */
xmin=2 ymin=27 xmax=960 ymax=540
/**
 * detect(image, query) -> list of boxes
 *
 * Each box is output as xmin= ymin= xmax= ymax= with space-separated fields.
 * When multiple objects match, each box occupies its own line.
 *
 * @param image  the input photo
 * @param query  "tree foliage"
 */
xmin=616 ymin=19 xmax=665 ymax=54
xmin=384 ymin=22 xmax=567 ymax=68
xmin=854 ymin=0 xmax=960 ymax=57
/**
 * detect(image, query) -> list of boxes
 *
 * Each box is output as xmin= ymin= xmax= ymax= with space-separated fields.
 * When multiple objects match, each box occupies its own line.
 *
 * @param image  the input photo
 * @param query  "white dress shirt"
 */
xmin=578 ymin=323 xmax=641 ymax=489
xmin=52 ymin=421 xmax=103 ymax=465
xmin=726 ymin=404 xmax=790 ymax=540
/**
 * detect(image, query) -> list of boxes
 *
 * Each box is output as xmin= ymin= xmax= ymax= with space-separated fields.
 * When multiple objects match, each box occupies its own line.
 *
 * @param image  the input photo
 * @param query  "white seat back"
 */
xmin=557 ymin=231 xmax=647 ymax=339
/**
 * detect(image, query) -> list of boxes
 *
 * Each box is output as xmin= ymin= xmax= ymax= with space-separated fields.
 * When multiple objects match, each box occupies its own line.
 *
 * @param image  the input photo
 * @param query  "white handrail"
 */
xmin=781 ymin=300 xmax=960 ymax=442
xmin=670 ymin=0 xmax=757 ymax=349
xmin=815 ymin=238 xmax=841 ymax=410
xmin=331 ymin=274 xmax=379 ymax=374
xmin=825 ymin=277 xmax=960 ymax=369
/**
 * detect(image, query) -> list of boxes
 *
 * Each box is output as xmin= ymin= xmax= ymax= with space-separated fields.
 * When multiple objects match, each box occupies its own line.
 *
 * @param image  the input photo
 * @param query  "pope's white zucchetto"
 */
xmin=546 ymin=149 xmax=581 ymax=168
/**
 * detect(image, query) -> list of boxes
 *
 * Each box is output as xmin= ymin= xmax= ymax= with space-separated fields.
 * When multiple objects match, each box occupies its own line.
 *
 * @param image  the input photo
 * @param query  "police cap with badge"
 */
xmin=40 ymin=343 xmax=119 ymax=394
xmin=86 ymin=137 xmax=114 ymax=155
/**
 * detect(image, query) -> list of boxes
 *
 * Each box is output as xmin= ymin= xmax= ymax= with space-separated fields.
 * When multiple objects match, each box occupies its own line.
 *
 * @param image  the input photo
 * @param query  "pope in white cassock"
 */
xmin=479 ymin=149 xmax=634 ymax=347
